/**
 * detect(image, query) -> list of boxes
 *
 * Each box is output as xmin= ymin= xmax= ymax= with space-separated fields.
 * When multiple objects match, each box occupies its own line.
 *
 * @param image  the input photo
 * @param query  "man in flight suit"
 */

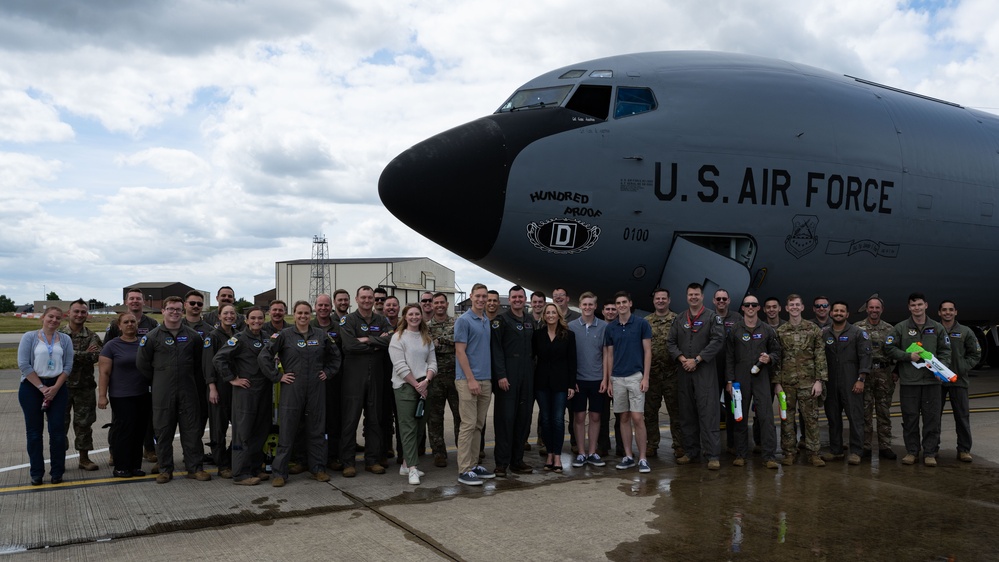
xmin=667 ymin=283 xmax=725 ymax=470
xmin=491 ymin=285 xmax=535 ymax=476
xmin=821 ymin=302 xmax=872 ymax=465
xmin=137 ymin=296 xmax=210 ymax=483
xmin=725 ymin=295 xmax=780 ymax=468
xmin=885 ymin=292 xmax=951 ymax=466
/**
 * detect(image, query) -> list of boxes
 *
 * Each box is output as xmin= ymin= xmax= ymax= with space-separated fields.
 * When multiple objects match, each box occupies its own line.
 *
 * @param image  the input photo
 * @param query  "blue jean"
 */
xmin=536 ymin=389 xmax=568 ymax=456
xmin=19 ymin=379 xmax=69 ymax=481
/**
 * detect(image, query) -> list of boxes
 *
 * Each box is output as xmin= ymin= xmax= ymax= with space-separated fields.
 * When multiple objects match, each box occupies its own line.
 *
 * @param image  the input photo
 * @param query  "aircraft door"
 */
xmin=658 ymin=234 xmax=754 ymax=311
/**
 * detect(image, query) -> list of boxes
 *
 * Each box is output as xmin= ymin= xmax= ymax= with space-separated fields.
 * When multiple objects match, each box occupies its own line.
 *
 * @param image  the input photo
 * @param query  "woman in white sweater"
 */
xmin=389 ymin=304 xmax=437 ymax=485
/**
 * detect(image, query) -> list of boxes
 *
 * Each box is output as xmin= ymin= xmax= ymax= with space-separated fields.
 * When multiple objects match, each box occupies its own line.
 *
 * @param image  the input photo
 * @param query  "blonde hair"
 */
xmin=396 ymin=304 xmax=431 ymax=346
xmin=542 ymin=303 xmax=569 ymax=338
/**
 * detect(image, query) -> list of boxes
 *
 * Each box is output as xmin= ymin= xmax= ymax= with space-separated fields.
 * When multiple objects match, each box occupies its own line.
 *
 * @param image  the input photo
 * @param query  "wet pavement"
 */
xmin=3 ymin=367 xmax=999 ymax=560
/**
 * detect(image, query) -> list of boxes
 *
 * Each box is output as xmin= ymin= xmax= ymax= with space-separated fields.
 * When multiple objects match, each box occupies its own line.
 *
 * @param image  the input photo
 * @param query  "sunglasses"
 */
xmin=374 ymin=297 xmax=386 ymax=302
xmin=814 ymin=303 xmax=830 ymax=309
xmin=421 ymin=299 xmax=432 ymax=303
xmin=714 ymin=297 xmax=729 ymax=302
xmin=742 ymin=302 xmax=760 ymax=308
xmin=187 ymin=301 xmax=203 ymax=307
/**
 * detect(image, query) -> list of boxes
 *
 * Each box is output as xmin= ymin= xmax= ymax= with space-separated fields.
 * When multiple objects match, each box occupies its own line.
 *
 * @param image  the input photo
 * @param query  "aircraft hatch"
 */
xmin=659 ymin=234 xmax=755 ymax=309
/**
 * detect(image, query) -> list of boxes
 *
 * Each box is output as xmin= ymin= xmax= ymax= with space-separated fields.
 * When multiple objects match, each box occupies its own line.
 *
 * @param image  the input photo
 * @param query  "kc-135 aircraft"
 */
xmin=378 ymin=51 xmax=999 ymax=361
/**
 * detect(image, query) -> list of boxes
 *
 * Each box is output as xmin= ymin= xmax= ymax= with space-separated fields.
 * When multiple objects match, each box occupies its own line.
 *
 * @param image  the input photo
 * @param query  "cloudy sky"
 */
xmin=1 ymin=0 xmax=996 ymax=307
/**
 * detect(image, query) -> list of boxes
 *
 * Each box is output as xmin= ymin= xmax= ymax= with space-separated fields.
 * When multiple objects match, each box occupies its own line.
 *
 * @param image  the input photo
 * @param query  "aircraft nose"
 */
xmin=380 ymin=108 xmax=597 ymax=262
xmin=379 ymin=117 xmax=509 ymax=261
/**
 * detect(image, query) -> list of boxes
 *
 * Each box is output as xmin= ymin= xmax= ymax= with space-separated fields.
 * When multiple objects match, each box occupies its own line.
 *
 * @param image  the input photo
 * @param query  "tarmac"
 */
xmin=3 ymin=366 xmax=999 ymax=561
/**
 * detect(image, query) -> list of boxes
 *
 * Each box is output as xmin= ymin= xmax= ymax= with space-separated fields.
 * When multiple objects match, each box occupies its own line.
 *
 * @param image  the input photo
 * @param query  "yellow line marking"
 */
xmin=0 ymin=470 xmax=211 ymax=494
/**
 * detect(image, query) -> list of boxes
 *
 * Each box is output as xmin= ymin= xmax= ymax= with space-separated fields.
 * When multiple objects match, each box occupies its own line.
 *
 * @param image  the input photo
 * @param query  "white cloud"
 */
xmin=0 ymin=0 xmax=997 ymax=306
xmin=0 ymin=86 xmax=73 ymax=143
xmin=116 ymin=147 xmax=210 ymax=183
xmin=0 ymin=151 xmax=61 ymax=188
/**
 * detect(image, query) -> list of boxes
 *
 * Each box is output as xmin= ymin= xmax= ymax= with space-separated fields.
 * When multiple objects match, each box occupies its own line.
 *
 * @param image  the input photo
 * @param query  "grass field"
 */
xmin=0 ymin=348 xmax=17 ymax=370
xmin=0 ymin=313 xmax=163 ymax=334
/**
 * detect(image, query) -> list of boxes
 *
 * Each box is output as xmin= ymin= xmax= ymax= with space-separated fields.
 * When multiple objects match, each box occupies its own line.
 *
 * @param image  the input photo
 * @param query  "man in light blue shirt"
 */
xmin=568 ymin=292 xmax=608 ymax=467
xmin=454 ymin=283 xmax=495 ymax=485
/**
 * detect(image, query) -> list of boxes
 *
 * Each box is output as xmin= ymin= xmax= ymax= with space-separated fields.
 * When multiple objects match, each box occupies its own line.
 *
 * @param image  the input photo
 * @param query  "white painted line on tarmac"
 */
xmin=0 ymin=430 xmax=196 ymax=473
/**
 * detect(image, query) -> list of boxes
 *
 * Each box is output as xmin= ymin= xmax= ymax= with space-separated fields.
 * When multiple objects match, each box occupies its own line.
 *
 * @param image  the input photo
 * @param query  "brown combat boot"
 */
xmin=78 ymin=451 xmax=98 ymax=471
xmin=781 ymin=455 xmax=795 ymax=466
xmin=186 ymin=470 xmax=212 ymax=481
xmin=808 ymin=455 xmax=826 ymax=467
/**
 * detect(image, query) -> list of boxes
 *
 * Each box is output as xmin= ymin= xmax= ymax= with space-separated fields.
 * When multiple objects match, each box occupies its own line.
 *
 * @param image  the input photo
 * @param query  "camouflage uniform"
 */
xmin=855 ymin=319 xmax=895 ymax=451
xmin=776 ymin=321 xmax=828 ymax=456
xmin=645 ymin=311 xmax=681 ymax=456
xmin=427 ymin=316 xmax=460 ymax=457
xmin=60 ymin=325 xmax=103 ymax=451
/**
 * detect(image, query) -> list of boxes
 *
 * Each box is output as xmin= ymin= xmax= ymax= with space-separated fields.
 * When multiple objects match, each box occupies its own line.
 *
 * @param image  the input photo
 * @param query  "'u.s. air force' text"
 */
xmin=653 ymin=162 xmax=893 ymax=214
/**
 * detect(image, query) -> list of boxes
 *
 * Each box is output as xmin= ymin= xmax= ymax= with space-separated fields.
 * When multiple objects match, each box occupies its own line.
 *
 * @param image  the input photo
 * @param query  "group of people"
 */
xmin=15 ymin=282 xmax=981 ymax=488
xmin=662 ymin=287 xmax=979 ymax=470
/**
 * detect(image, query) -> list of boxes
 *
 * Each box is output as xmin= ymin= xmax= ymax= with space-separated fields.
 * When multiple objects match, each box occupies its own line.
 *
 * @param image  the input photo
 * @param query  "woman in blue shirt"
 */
xmin=98 ymin=312 xmax=150 ymax=478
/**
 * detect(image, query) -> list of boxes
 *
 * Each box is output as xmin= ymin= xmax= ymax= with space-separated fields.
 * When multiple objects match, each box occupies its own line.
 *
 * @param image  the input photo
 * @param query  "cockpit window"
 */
xmin=497 ymin=85 xmax=573 ymax=112
xmin=589 ymin=70 xmax=613 ymax=78
xmin=614 ymin=87 xmax=657 ymax=119
xmin=565 ymin=85 xmax=611 ymax=120
xmin=559 ymin=70 xmax=586 ymax=79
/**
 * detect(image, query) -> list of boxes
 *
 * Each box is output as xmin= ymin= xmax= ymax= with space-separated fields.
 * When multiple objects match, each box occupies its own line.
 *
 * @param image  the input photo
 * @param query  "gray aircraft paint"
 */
xmin=379 ymin=51 xmax=999 ymax=322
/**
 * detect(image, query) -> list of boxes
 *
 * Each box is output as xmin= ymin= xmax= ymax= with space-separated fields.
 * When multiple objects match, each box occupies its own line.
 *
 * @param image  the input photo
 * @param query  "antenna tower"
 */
xmin=309 ymin=234 xmax=331 ymax=303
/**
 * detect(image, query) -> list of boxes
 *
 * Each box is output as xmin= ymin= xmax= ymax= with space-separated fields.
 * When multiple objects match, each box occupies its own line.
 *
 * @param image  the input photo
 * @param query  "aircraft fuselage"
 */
xmin=380 ymin=51 xmax=999 ymax=321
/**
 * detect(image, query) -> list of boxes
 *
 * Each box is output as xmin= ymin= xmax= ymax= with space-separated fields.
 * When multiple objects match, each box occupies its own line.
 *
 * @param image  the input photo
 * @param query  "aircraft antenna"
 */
xmin=309 ymin=234 xmax=332 ymax=303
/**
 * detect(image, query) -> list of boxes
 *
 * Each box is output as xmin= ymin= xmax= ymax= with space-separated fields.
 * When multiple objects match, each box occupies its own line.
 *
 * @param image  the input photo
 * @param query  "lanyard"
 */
xmin=686 ymin=308 xmax=705 ymax=333
xmin=39 ymin=330 xmax=56 ymax=369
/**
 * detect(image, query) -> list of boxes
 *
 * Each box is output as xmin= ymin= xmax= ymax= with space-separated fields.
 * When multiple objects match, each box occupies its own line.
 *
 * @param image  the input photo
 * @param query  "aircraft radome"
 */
xmin=378 ymin=51 xmax=999 ymax=359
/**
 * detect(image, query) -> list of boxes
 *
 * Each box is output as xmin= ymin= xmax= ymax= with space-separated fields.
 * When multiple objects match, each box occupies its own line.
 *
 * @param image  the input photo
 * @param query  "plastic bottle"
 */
xmin=732 ymin=382 xmax=744 ymax=422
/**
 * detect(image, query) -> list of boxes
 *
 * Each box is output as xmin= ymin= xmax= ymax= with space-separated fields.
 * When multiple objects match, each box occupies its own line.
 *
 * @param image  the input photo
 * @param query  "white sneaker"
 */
xmin=400 ymin=465 xmax=425 ymax=477
xmin=408 ymin=467 xmax=421 ymax=485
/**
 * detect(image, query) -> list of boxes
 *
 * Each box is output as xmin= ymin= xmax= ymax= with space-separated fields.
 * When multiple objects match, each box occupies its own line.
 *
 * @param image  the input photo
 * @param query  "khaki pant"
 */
xmin=456 ymin=379 xmax=492 ymax=473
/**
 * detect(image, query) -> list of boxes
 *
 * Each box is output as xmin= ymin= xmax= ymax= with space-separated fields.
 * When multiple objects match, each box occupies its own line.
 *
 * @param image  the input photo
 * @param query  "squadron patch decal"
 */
xmin=526 ymin=218 xmax=600 ymax=255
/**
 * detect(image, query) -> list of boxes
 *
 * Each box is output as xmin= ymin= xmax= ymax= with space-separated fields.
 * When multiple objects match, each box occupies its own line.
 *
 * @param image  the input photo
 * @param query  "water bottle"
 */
xmin=731 ymin=382 xmax=743 ymax=422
